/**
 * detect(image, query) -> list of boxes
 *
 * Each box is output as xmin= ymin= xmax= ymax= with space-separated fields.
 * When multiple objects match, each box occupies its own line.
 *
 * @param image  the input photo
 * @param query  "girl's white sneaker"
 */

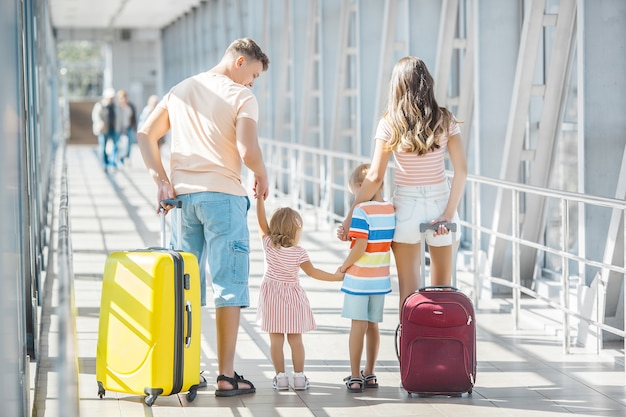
xmin=293 ymin=372 xmax=310 ymax=390
xmin=273 ymin=372 xmax=289 ymax=390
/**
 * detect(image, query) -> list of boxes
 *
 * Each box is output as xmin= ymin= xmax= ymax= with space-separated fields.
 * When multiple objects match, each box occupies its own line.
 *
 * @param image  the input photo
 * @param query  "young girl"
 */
xmin=256 ymin=196 xmax=344 ymax=390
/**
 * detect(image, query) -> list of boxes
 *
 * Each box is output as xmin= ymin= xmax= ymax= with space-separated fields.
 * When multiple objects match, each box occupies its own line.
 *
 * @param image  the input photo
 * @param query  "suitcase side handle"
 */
xmin=185 ymin=300 xmax=192 ymax=348
xmin=418 ymin=285 xmax=457 ymax=292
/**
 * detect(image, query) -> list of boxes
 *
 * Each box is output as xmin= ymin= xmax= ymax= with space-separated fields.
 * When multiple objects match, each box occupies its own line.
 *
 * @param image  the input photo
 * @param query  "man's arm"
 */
xmin=136 ymin=106 xmax=174 ymax=212
xmin=236 ymin=117 xmax=268 ymax=200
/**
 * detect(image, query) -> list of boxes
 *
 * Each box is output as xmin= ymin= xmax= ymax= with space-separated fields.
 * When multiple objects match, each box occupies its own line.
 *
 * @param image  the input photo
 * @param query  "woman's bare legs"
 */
xmin=391 ymin=242 xmax=420 ymax=311
xmin=429 ymin=244 xmax=454 ymax=286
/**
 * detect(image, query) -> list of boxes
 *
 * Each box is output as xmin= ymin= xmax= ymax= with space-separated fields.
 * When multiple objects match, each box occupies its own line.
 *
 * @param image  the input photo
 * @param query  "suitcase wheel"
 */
xmin=144 ymin=394 xmax=157 ymax=407
xmin=97 ymin=381 xmax=105 ymax=399
xmin=186 ymin=388 xmax=198 ymax=402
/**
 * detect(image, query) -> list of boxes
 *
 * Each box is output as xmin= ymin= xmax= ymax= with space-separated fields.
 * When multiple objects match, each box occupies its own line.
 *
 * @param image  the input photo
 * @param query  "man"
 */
xmin=92 ymin=87 xmax=122 ymax=170
xmin=116 ymin=89 xmax=137 ymax=165
xmin=137 ymin=38 xmax=269 ymax=397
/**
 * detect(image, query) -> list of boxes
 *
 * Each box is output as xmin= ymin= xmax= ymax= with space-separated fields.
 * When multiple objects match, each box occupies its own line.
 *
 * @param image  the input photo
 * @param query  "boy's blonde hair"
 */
xmin=268 ymin=207 xmax=303 ymax=248
xmin=349 ymin=163 xmax=370 ymax=189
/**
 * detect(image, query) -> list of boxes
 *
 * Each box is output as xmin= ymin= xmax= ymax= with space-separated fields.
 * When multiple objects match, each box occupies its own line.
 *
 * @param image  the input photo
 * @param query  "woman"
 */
xmin=340 ymin=56 xmax=467 ymax=310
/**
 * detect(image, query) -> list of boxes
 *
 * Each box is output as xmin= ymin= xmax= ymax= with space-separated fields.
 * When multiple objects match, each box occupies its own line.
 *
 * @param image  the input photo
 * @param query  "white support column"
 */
xmin=489 ymin=0 xmax=578 ymax=285
xmin=330 ymin=0 xmax=360 ymax=154
xmin=273 ymin=0 xmax=295 ymax=144
xmin=433 ymin=0 xmax=475 ymax=150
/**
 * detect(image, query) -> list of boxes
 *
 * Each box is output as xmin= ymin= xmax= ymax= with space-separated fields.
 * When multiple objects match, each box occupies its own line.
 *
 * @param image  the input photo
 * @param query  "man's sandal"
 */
xmin=361 ymin=371 xmax=379 ymax=388
xmin=343 ymin=376 xmax=364 ymax=393
xmin=215 ymin=372 xmax=256 ymax=397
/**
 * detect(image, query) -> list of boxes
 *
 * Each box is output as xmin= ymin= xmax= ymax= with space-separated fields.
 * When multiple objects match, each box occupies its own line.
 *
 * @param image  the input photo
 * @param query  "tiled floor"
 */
xmin=34 ymin=144 xmax=626 ymax=416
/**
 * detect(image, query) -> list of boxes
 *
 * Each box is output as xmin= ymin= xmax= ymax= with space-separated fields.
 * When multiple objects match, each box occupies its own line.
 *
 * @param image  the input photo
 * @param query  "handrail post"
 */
xmin=512 ymin=189 xmax=520 ymax=330
xmin=472 ymin=180 xmax=480 ymax=308
xmin=561 ymin=199 xmax=570 ymax=354
xmin=623 ymin=208 xmax=626 ymax=385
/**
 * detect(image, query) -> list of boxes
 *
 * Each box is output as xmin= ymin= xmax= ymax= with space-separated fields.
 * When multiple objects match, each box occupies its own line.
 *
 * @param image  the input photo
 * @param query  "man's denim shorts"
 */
xmin=170 ymin=192 xmax=251 ymax=308
xmin=391 ymin=182 xmax=461 ymax=246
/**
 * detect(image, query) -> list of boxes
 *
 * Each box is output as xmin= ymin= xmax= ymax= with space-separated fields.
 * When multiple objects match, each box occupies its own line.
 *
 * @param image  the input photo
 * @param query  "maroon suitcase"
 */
xmin=398 ymin=222 xmax=476 ymax=395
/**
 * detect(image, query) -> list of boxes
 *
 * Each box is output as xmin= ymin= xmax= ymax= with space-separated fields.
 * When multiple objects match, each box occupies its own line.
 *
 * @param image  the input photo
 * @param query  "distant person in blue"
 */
xmin=137 ymin=95 xmax=164 ymax=148
xmin=116 ymin=89 xmax=137 ymax=165
xmin=92 ymin=87 xmax=122 ymax=170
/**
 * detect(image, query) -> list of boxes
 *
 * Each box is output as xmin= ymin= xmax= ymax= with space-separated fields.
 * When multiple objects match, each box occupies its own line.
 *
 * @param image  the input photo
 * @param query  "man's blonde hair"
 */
xmin=226 ymin=38 xmax=270 ymax=71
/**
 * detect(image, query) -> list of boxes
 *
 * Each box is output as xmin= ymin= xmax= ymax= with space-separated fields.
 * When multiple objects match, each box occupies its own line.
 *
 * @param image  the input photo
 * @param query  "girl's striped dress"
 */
xmin=256 ymin=235 xmax=317 ymax=334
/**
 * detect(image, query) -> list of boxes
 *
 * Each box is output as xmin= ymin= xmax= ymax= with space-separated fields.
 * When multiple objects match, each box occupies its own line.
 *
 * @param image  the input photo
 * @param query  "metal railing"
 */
xmin=55 ymin=144 xmax=80 ymax=417
xmin=258 ymin=137 xmax=626 ymax=379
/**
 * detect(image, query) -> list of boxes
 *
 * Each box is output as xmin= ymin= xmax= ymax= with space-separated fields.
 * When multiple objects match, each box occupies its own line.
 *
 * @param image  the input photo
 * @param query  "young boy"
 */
xmin=339 ymin=163 xmax=395 ymax=393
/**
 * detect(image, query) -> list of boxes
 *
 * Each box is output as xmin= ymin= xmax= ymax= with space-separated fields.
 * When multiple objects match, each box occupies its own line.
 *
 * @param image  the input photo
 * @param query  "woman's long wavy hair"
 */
xmin=384 ymin=56 xmax=454 ymax=155
xmin=268 ymin=207 xmax=302 ymax=248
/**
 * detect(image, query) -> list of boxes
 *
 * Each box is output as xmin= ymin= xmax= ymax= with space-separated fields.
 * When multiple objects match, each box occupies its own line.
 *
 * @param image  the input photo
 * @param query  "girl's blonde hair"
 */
xmin=268 ymin=207 xmax=303 ymax=248
xmin=384 ymin=56 xmax=455 ymax=155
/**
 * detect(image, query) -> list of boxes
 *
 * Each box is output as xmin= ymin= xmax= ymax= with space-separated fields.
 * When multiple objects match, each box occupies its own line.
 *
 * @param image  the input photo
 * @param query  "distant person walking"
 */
xmin=137 ymin=95 xmax=164 ymax=148
xmin=137 ymin=38 xmax=270 ymax=397
xmin=92 ymin=87 xmax=122 ymax=170
xmin=116 ymin=89 xmax=137 ymax=165
xmin=255 ymin=196 xmax=343 ymax=391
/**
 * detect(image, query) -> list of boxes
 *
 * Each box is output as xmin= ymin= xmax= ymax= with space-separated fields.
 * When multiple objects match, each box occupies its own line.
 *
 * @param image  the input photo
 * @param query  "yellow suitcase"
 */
xmin=96 ymin=200 xmax=201 ymax=406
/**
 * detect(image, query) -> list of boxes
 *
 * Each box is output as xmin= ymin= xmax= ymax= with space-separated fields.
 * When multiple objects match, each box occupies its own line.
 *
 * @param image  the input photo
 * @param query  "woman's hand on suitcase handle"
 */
xmin=424 ymin=219 xmax=457 ymax=236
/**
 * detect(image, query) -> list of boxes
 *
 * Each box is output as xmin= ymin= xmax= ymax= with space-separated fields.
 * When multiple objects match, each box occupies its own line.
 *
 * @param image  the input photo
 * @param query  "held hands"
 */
xmin=334 ymin=267 xmax=345 ymax=281
xmin=336 ymin=222 xmax=350 ymax=241
xmin=334 ymin=268 xmax=345 ymax=281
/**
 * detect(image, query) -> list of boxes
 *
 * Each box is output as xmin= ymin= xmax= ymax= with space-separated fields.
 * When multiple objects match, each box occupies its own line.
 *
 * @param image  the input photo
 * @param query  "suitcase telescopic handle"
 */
xmin=420 ymin=221 xmax=457 ymax=233
xmin=159 ymin=199 xmax=183 ymax=249
xmin=419 ymin=222 xmax=458 ymax=288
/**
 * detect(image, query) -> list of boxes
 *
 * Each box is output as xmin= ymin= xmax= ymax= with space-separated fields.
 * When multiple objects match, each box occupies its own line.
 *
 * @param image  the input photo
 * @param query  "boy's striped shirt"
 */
xmin=341 ymin=201 xmax=395 ymax=295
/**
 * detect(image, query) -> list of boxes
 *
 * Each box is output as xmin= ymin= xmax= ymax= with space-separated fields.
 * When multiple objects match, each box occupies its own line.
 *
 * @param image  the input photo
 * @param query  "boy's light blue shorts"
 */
xmin=341 ymin=293 xmax=385 ymax=323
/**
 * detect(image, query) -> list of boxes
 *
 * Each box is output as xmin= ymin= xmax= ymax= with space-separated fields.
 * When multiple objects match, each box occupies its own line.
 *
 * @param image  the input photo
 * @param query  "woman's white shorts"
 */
xmin=391 ymin=182 xmax=461 ymax=246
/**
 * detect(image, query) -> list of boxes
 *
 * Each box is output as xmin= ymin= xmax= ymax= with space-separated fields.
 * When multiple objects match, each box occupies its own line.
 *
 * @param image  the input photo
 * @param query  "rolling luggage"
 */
xmin=397 ymin=222 xmax=476 ymax=395
xmin=96 ymin=199 xmax=201 ymax=406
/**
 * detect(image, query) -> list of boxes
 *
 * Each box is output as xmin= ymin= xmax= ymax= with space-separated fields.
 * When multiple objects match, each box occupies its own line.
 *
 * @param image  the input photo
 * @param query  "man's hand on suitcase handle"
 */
xmin=159 ymin=198 xmax=182 ymax=214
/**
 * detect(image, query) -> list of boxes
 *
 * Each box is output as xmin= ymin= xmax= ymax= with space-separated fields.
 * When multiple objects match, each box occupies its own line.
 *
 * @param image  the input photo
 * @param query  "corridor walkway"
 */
xmin=36 ymin=144 xmax=626 ymax=416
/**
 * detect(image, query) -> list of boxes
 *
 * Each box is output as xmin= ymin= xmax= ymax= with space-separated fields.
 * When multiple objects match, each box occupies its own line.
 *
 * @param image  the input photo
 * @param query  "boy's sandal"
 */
xmin=343 ymin=376 xmax=364 ymax=393
xmin=215 ymin=372 xmax=256 ymax=397
xmin=361 ymin=371 xmax=379 ymax=388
